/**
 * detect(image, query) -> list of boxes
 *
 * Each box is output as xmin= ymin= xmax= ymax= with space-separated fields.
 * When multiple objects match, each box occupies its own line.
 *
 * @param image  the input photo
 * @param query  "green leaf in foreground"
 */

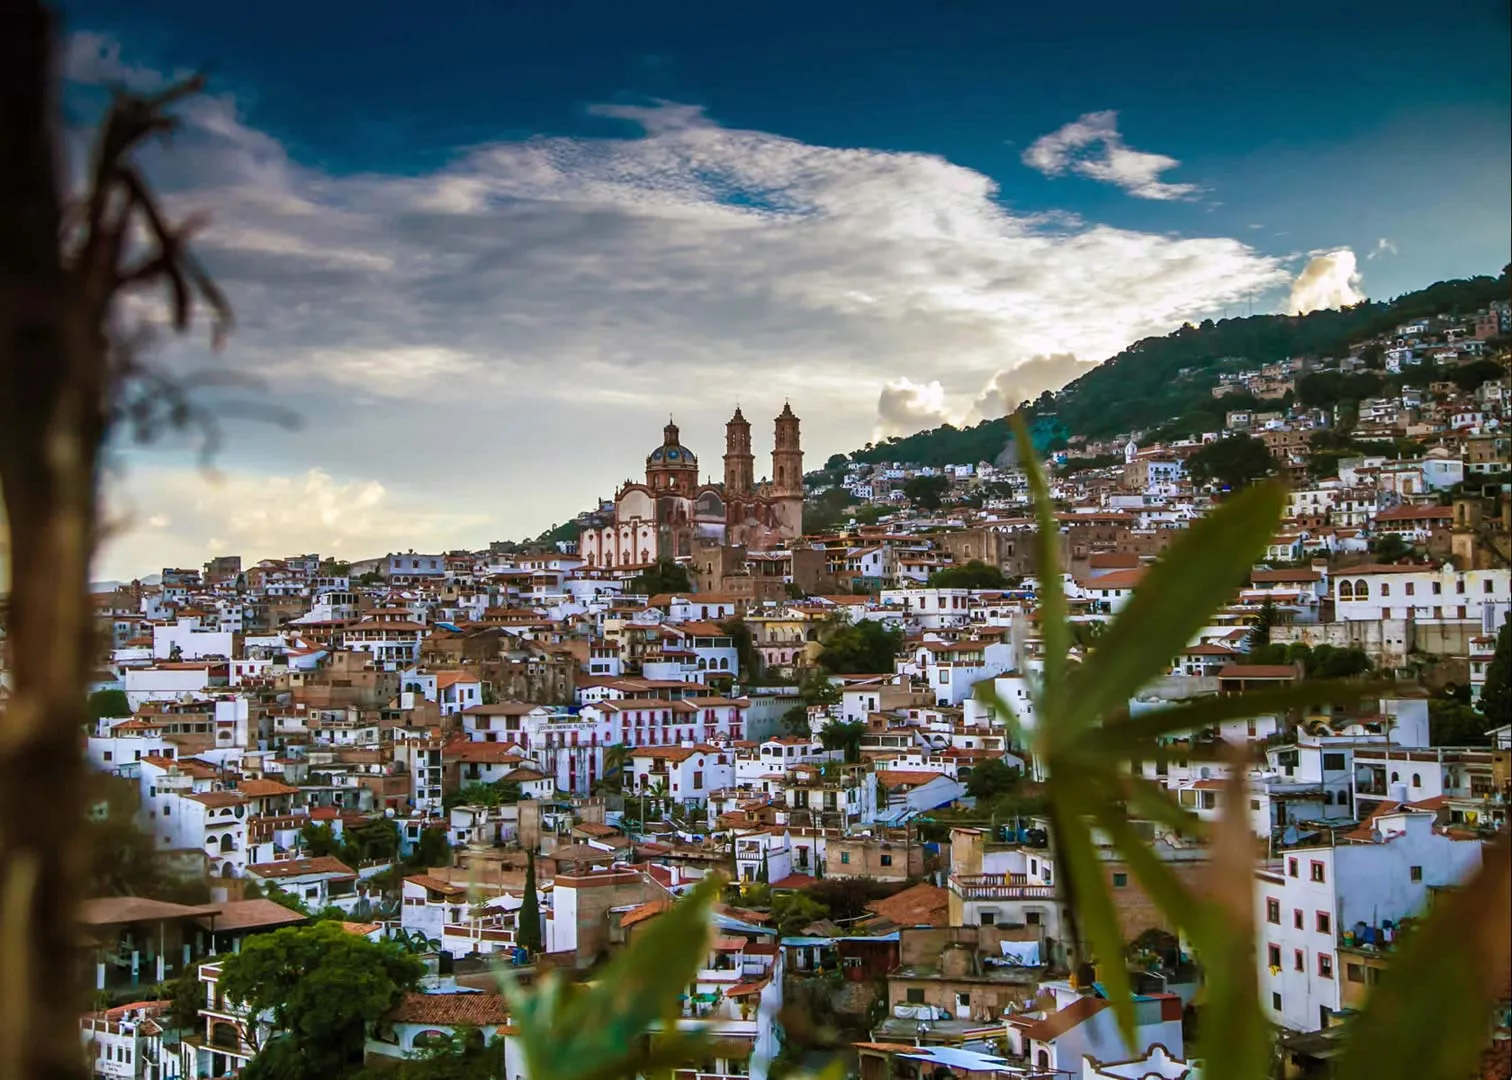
xmin=1064 ymin=481 xmax=1286 ymax=730
xmin=504 ymin=875 xmax=722 ymax=1080
xmin=1334 ymin=835 xmax=1511 ymax=1080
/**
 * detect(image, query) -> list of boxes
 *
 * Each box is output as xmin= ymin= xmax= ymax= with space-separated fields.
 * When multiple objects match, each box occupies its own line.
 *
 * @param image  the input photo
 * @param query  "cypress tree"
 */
xmin=518 ymin=850 xmax=542 ymax=954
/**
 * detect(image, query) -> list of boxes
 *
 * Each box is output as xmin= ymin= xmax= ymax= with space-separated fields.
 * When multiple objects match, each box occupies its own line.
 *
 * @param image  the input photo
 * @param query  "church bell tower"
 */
xmin=724 ymin=407 xmax=755 ymax=497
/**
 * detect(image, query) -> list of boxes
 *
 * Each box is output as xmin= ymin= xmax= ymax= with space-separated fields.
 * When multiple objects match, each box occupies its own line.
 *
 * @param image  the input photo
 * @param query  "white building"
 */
xmin=1255 ymin=809 xmax=1483 ymax=1033
xmin=1333 ymin=566 xmax=1508 ymax=625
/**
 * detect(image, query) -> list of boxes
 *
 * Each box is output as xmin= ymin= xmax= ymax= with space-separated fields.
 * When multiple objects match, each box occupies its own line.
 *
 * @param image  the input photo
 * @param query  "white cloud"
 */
xmin=968 ymin=353 xmax=1098 ymax=421
xmin=877 ymin=378 xmax=955 ymax=437
xmin=1288 ymin=249 xmax=1365 ymax=315
xmin=1023 ymin=110 xmax=1201 ymax=201
xmin=99 ymin=467 xmax=490 ymax=579
xmin=1367 ymin=237 xmax=1398 ymax=260
xmin=70 ymin=35 xmax=1293 ymax=576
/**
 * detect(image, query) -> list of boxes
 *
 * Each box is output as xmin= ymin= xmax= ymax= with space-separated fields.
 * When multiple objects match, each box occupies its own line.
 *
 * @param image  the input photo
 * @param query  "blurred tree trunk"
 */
xmin=0 ymin=2 xmax=102 ymax=1077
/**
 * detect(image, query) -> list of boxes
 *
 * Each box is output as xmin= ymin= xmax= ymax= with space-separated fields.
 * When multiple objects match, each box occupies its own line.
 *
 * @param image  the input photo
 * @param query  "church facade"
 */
xmin=579 ymin=405 xmax=805 ymax=570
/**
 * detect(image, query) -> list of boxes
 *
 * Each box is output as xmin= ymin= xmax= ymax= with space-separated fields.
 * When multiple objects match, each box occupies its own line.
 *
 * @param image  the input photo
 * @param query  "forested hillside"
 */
xmin=843 ymin=267 xmax=1508 ymax=464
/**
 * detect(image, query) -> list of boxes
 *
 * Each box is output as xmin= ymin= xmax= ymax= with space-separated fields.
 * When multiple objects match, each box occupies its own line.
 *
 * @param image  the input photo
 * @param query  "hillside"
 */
xmin=844 ymin=266 xmax=1509 ymax=465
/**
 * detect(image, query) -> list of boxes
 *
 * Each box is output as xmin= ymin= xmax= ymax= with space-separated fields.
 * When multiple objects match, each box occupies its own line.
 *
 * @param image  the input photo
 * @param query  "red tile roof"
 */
xmin=388 ymin=992 xmax=509 ymax=1026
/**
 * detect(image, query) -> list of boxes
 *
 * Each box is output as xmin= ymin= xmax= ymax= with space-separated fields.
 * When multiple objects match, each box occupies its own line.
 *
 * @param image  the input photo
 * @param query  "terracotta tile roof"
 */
xmin=875 ymin=769 xmax=946 ymax=788
xmin=620 ymin=898 xmax=673 ymax=928
xmin=435 ymin=671 xmax=481 ymax=689
xmin=79 ymin=897 xmax=220 ymax=926
xmin=339 ymin=921 xmax=383 ymax=936
xmin=237 ymin=779 xmax=300 ymax=798
xmin=1015 ymin=994 xmax=1109 ymax=1042
xmin=864 ymin=883 xmax=948 ymax=927
xmin=405 ymin=874 xmax=469 ymax=896
xmin=1218 ymin=664 xmax=1299 ymax=679
xmin=445 ymin=741 xmax=526 ymax=765
xmin=246 ymin=856 xmax=355 ymax=879
xmin=770 ymin=872 xmax=819 ymax=890
xmin=186 ymin=791 xmax=248 ymax=809
xmin=387 ymin=992 xmax=509 ymax=1026
xmin=195 ymin=899 xmax=306 ymax=932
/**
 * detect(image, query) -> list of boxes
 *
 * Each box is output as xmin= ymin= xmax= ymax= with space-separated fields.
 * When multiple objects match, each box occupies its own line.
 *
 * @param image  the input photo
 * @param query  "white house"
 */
xmin=1254 ymin=809 xmax=1483 ymax=1033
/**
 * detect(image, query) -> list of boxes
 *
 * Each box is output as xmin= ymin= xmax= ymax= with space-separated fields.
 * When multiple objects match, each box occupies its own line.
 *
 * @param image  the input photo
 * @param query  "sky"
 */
xmin=53 ymin=0 xmax=1511 ymax=580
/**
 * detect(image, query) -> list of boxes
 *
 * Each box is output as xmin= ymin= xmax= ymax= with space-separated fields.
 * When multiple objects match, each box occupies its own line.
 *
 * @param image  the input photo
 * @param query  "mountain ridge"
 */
xmin=843 ymin=266 xmax=1509 ymax=467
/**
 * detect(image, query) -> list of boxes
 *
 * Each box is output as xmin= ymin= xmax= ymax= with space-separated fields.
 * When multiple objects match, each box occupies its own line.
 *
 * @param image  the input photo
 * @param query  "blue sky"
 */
xmin=60 ymin=0 xmax=1511 ymax=577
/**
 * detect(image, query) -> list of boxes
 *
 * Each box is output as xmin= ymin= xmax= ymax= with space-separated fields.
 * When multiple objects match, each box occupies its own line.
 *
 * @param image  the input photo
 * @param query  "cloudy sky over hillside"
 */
xmin=60 ymin=0 xmax=1511 ymax=579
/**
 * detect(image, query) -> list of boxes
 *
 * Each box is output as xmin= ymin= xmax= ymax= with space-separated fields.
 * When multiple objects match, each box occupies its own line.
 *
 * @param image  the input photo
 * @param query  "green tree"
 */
xmin=630 ymin=558 xmax=692 ymax=596
xmin=1478 ymin=617 xmax=1511 ymax=726
xmin=769 ymin=891 xmax=828 ymax=936
xmin=1429 ymin=698 xmax=1492 ymax=747
xmin=220 ymin=922 xmax=423 ymax=1078
xmin=719 ymin=617 xmax=761 ymax=681
xmin=927 ymin=560 xmax=1007 ymax=590
xmin=902 ymin=474 xmax=951 ymax=510
xmin=300 ymin=822 xmax=342 ymax=858
xmin=779 ymin=704 xmax=812 ymax=737
xmin=517 ymin=851 xmax=542 ymax=954
xmin=1185 ymin=434 xmax=1277 ymax=491
xmin=817 ymin=620 xmax=904 ymax=674
xmin=340 ymin=817 xmax=399 ymax=867
xmin=87 ymin=688 xmax=131 ymax=720
xmin=405 ymin=828 xmax=453 ymax=872
xmin=818 ymin=721 xmax=865 ymax=764
xmin=964 ymin=758 xmax=1022 ymax=801
xmin=1247 ymin=597 xmax=1277 ymax=649
xmin=1370 ymin=533 xmax=1413 ymax=563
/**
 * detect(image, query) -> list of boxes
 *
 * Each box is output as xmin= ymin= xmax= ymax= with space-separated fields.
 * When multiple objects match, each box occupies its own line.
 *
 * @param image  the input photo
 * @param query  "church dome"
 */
xmin=648 ymin=420 xmax=698 ymax=466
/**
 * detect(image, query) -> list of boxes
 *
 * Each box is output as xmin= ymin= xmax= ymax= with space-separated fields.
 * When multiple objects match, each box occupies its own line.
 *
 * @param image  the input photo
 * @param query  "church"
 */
xmin=579 ymin=404 xmax=805 ymax=569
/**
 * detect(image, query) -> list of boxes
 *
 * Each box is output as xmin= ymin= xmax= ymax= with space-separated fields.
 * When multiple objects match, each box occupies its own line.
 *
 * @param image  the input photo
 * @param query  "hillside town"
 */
xmin=35 ymin=305 xmax=1512 ymax=1080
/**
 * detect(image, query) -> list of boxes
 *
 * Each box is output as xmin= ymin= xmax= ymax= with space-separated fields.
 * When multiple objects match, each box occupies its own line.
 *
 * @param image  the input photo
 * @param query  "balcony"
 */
xmin=950 ymin=873 xmax=1057 ymax=901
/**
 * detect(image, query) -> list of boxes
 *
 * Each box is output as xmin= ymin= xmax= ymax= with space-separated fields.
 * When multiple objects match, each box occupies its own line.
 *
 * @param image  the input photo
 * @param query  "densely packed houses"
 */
xmin=44 ymin=323 xmax=1512 ymax=1079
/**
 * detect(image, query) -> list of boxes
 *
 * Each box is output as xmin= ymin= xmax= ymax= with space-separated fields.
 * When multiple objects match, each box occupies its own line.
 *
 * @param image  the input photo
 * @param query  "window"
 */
xmin=880 ymin=854 xmax=893 ymax=867
xmin=1310 ymin=860 xmax=1326 ymax=883
xmin=1268 ymin=944 xmax=1281 ymax=968
xmin=905 ymin=988 xmax=925 ymax=1004
xmin=1456 ymin=579 xmax=1466 ymax=594
xmin=1288 ymin=857 xmax=1299 ymax=878
xmin=1318 ymin=954 xmax=1333 ymax=979
xmin=1382 ymin=583 xmax=1391 ymax=596
xmin=1112 ymin=872 xmax=1129 ymax=888
xmin=1322 ymin=752 xmax=1346 ymax=771
xmin=1405 ymin=582 xmax=1415 ymax=596
xmin=1272 ymin=992 xmax=1283 ymax=1012
xmin=1486 ymin=580 xmax=1495 ymax=594
xmin=840 ymin=851 xmax=850 ymax=864
xmin=1316 ymin=911 xmax=1331 ymax=935
xmin=980 ymin=912 xmax=995 ymax=926
xmin=1294 ymin=949 xmax=1305 ymax=972
xmin=1294 ymin=909 xmax=1304 ymax=930
xmin=1432 ymin=581 xmax=1442 ymax=595
xmin=1266 ymin=898 xmax=1281 ymax=924
xmin=1410 ymin=865 xmax=1423 ymax=882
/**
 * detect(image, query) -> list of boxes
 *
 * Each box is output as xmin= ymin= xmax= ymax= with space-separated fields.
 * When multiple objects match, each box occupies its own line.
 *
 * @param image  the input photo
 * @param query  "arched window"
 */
xmin=219 ymin=834 xmax=234 ymax=854
xmin=1391 ymin=771 xmax=1400 ymax=783
xmin=1411 ymin=773 xmax=1421 ymax=788
xmin=1339 ymin=580 xmax=1354 ymax=600
xmin=1354 ymin=579 xmax=1369 ymax=599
